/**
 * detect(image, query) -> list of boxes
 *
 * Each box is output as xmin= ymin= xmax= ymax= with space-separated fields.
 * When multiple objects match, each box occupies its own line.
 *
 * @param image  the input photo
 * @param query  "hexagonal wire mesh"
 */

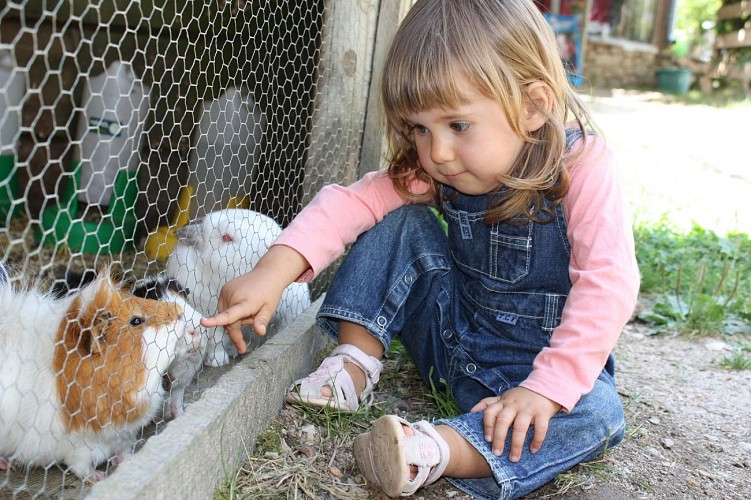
xmin=0 ymin=0 xmax=396 ymax=496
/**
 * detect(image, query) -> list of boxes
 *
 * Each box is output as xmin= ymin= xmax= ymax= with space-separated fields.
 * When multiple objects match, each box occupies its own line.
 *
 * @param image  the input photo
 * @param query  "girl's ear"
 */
xmin=523 ymin=82 xmax=553 ymax=133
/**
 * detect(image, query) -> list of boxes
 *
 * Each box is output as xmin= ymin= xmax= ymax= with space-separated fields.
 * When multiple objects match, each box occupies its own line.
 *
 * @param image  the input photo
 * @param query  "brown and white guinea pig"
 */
xmin=50 ymin=271 xmax=205 ymax=421
xmin=130 ymin=275 xmax=206 ymax=420
xmin=0 ymin=268 xmax=186 ymax=481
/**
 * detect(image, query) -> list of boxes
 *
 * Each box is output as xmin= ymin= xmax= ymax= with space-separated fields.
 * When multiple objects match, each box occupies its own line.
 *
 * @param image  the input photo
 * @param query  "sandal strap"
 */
xmin=288 ymin=344 xmax=383 ymax=412
xmin=329 ymin=344 xmax=383 ymax=406
xmin=401 ymin=418 xmax=450 ymax=495
xmin=330 ymin=344 xmax=383 ymax=385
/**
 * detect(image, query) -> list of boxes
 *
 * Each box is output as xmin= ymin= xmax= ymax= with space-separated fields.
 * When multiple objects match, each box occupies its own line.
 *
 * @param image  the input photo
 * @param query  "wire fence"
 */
xmin=0 ymin=0 xmax=405 ymax=496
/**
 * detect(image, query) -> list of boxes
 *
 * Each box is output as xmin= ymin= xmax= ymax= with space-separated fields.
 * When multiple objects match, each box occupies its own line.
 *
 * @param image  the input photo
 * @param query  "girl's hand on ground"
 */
xmin=470 ymin=387 xmax=562 ymax=463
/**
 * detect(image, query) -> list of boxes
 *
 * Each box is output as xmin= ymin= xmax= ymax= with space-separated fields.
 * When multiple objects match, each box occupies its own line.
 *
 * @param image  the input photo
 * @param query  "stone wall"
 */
xmin=584 ymin=37 xmax=661 ymax=89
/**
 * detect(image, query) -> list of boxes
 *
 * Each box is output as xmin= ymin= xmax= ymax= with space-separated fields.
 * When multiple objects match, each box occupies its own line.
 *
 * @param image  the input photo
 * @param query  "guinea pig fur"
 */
xmin=0 ymin=269 xmax=186 ymax=481
xmin=130 ymin=275 xmax=205 ymax=420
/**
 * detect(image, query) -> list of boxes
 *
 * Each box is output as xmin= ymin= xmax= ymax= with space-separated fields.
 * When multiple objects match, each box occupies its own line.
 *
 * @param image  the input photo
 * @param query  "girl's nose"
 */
xmin=430 ymin=135 xmax=454 ymax=164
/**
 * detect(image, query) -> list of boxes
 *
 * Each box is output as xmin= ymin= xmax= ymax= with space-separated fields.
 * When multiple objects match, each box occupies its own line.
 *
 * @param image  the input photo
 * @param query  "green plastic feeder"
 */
xmin=35 ymin=161 xmax=140 ymax=254
xmin=656 ymin=67 xmax=692 ymax=95
xmin=0 ymin=155 xmax=21 ymax=223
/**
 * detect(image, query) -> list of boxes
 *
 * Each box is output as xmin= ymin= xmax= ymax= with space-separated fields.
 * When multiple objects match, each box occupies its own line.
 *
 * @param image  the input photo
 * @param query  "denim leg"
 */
xmin=435 ymin=371 xmax=626 ymax=500
xmin=317 ymin=205 xmax=454 ymax=386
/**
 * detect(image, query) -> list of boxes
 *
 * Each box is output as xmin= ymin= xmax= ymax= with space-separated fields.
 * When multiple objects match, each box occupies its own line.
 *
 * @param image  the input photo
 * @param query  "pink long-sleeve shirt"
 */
xmin=274 ymin=135 xmax=640 ymax=411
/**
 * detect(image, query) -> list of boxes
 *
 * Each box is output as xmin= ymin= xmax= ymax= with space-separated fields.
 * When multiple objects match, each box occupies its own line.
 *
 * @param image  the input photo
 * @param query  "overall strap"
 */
xmin=564 ymin=127 xmax=585 ymax=150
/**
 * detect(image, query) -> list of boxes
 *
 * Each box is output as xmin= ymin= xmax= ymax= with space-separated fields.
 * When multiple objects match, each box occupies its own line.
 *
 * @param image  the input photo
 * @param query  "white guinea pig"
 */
xmin=0 ymin=269 xmax=186 ymax=481
xmin=131 ymin=275 xmax=205 ymax=420
xmin=167 ymin=208 xmax=311 ymax=367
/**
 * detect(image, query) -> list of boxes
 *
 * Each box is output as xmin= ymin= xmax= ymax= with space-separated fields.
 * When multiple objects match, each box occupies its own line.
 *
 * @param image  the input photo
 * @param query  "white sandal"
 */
xmin=354 ymin=415 xmax=450 ymax=497
xmin=285 ymin=344 xmax=383 ymax=412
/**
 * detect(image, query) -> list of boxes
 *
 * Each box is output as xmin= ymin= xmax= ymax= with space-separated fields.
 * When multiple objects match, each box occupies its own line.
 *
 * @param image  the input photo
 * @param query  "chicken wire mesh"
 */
xmin=0 ymin=0 xmax=386 ymax=496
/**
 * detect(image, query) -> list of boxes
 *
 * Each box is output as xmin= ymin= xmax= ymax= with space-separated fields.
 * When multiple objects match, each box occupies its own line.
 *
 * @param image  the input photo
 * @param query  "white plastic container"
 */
xmin=189 ymin=87 xmax=266 ymax=217
xmin=75 ymin=61 xmax=150 ymax=205
xmin=0 ymin=50 xmax=25 ymax=156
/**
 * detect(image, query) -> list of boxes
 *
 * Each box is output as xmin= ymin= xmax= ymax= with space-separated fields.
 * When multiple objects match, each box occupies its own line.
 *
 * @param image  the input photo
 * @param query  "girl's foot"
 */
xmin=353 ymin=415 xmax=450 ymax=497
xmin=285 ymin=344 xmax=383 ymax=412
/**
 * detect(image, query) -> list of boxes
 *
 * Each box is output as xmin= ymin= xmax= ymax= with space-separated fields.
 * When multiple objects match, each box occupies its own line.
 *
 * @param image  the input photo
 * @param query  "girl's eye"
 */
xmin=411 ymin=125 xmax=428 ymax=136
xmin=130 ymin=316 xmax=145 ymax=327
xmin=450 ymin=122 xmax=470 ymax=132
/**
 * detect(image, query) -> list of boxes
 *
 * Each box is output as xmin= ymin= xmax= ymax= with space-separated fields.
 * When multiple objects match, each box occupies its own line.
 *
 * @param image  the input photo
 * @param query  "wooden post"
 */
xmin=579 ymin=0 xmax=593 ymax=78
xmin=358 ymin=0 xmax=415 ymax=177
xmin=303 ymin=0 xmax=380 ymax=206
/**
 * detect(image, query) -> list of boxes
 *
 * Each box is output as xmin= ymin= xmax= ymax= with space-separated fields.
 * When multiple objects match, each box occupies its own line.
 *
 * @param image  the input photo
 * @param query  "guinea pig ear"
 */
xmin=63 ymin=303 xmax=107 ymax=356
xmin=87 ymin=311 xmax=111 ymax=354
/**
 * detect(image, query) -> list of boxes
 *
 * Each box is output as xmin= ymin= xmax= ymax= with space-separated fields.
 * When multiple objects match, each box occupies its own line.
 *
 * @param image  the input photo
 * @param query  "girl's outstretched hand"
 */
xmin=470 ymin=386 xmax=562 ymax=463
xmin=200 ymin=245 xmax=310 ymax=354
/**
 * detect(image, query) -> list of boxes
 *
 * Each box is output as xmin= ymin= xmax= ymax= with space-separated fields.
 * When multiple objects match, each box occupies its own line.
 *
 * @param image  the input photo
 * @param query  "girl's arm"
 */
xmin=202 ymin=169 xmax=414 ymax=353
xmin=520 ymin=136 xmax=640 ymax=412
xmin=274 ymin=169 xmax=416 ymax=281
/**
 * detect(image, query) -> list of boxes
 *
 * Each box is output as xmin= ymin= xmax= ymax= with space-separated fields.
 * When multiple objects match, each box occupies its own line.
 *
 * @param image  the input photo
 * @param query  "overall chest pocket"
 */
xmin=489 ymin=221 xmax=532 ymax=283
xmin=446 ymin=207 xmax=532 ymax=285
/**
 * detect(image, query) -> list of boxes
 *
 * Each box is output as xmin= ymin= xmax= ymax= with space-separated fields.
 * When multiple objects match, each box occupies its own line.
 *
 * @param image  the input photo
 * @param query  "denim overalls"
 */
xmin=317 ymin=131 xmax=626 ymax=499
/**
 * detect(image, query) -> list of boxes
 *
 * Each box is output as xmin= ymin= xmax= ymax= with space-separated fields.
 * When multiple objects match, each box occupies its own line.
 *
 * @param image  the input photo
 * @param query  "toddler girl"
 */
xmin=202 ymin=0 xmax=640 ymax=498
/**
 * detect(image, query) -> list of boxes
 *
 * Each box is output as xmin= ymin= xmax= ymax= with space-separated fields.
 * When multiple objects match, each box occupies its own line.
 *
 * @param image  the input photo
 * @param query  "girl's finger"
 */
xmin=471 ymin=396 xmax=499 ymax=413
xmin=482 ymin=401 xmax=502 ymax=442
xmin=491 ymin=408 xmax=515 ymax=457
xmin=507 ymin=415 xmax=532 ymax=462
xmin=225 ymin=322 xmax=247 ymax=354
xmin=530 ymin=417 xmax=549 ymax=454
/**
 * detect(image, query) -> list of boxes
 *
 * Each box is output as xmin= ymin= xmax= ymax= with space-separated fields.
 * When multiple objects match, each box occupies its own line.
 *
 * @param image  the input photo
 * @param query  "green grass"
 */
xmin=719 ymin=349 xmax=751 ymax=370
xmin=665 ymin=87 xmax=750 ymax=108
xmin=634 ymin=221 xmax=751 ymax=337
xmin=425 ymin=366 xmax=461 ymax=419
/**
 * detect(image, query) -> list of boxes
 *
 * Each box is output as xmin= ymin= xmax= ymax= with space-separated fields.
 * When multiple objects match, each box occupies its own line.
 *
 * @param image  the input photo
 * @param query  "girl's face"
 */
xmin=405 ymin=87 xmax=524 ymax=196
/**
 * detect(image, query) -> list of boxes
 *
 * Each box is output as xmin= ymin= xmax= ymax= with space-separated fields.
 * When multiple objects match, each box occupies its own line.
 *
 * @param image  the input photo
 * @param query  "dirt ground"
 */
xmin=235 ymin=90 xmax=751 ymax=499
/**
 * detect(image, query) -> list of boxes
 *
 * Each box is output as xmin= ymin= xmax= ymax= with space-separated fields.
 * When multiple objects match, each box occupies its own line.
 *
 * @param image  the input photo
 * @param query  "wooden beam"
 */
xmin=717 ymin=2 xmax=750 ymax=21
xmin=716 ymin=30 xmax=751 ymax=50
xmin=358 ymin=0 xmax=414 ymax=177
xmin=303 ymin=0 xmax=380 ymax=205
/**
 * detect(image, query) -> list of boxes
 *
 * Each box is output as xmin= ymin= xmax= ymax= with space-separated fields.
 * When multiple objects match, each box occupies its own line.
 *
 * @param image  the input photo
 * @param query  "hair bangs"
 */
xmin=382 ymin=42 xmax=473 ymax=126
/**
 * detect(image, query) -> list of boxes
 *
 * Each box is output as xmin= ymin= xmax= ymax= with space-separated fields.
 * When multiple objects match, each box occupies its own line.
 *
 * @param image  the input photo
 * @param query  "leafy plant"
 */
xmin=634 ymin=222 xmax=751 ymax=336
xmin=673 ymin=0 xmax=721 ymax=59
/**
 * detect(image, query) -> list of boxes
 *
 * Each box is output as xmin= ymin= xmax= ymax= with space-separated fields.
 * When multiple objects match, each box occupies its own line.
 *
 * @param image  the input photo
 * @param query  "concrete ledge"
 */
xmin=88 ymin=296 xmax=327 ymax=499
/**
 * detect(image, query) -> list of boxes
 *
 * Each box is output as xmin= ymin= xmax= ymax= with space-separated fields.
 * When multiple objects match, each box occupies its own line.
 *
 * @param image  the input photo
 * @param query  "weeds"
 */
xmin=663 ymin=86 xmax=751 ymax=109
xmin=719 ymin=350 xmax=751 ymax=370
xmin=549 ymin=459 xmax=614 ymax=497
xmin=426 ymin=366 xmax=461 ymax=419
xmin=293 ymin=399 xmax=373 ymax=438
xmin=634 ymin=221 xmax=751 ymax=336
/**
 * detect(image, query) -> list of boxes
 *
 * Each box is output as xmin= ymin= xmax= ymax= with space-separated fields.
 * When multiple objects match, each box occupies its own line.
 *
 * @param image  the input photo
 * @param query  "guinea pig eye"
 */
xmin=221 ymin=233 xmax=233 ymax=243
xmin=129 ymin=315 xmax=145 ymax=327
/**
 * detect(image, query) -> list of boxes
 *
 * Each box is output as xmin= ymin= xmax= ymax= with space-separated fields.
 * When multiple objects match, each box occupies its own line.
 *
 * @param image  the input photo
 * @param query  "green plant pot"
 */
xmin=35 ymin=161 xmax=140 ymax=255
xmin=0 ymin=154 xmax=20 ymax=223
xmin=656 ymin=67 xmax=692 ymax=95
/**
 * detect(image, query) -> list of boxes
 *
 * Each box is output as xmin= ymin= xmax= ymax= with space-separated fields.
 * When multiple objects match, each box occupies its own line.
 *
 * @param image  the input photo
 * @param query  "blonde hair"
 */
xmin=381 ymin=0 xmax=594 ymax=224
